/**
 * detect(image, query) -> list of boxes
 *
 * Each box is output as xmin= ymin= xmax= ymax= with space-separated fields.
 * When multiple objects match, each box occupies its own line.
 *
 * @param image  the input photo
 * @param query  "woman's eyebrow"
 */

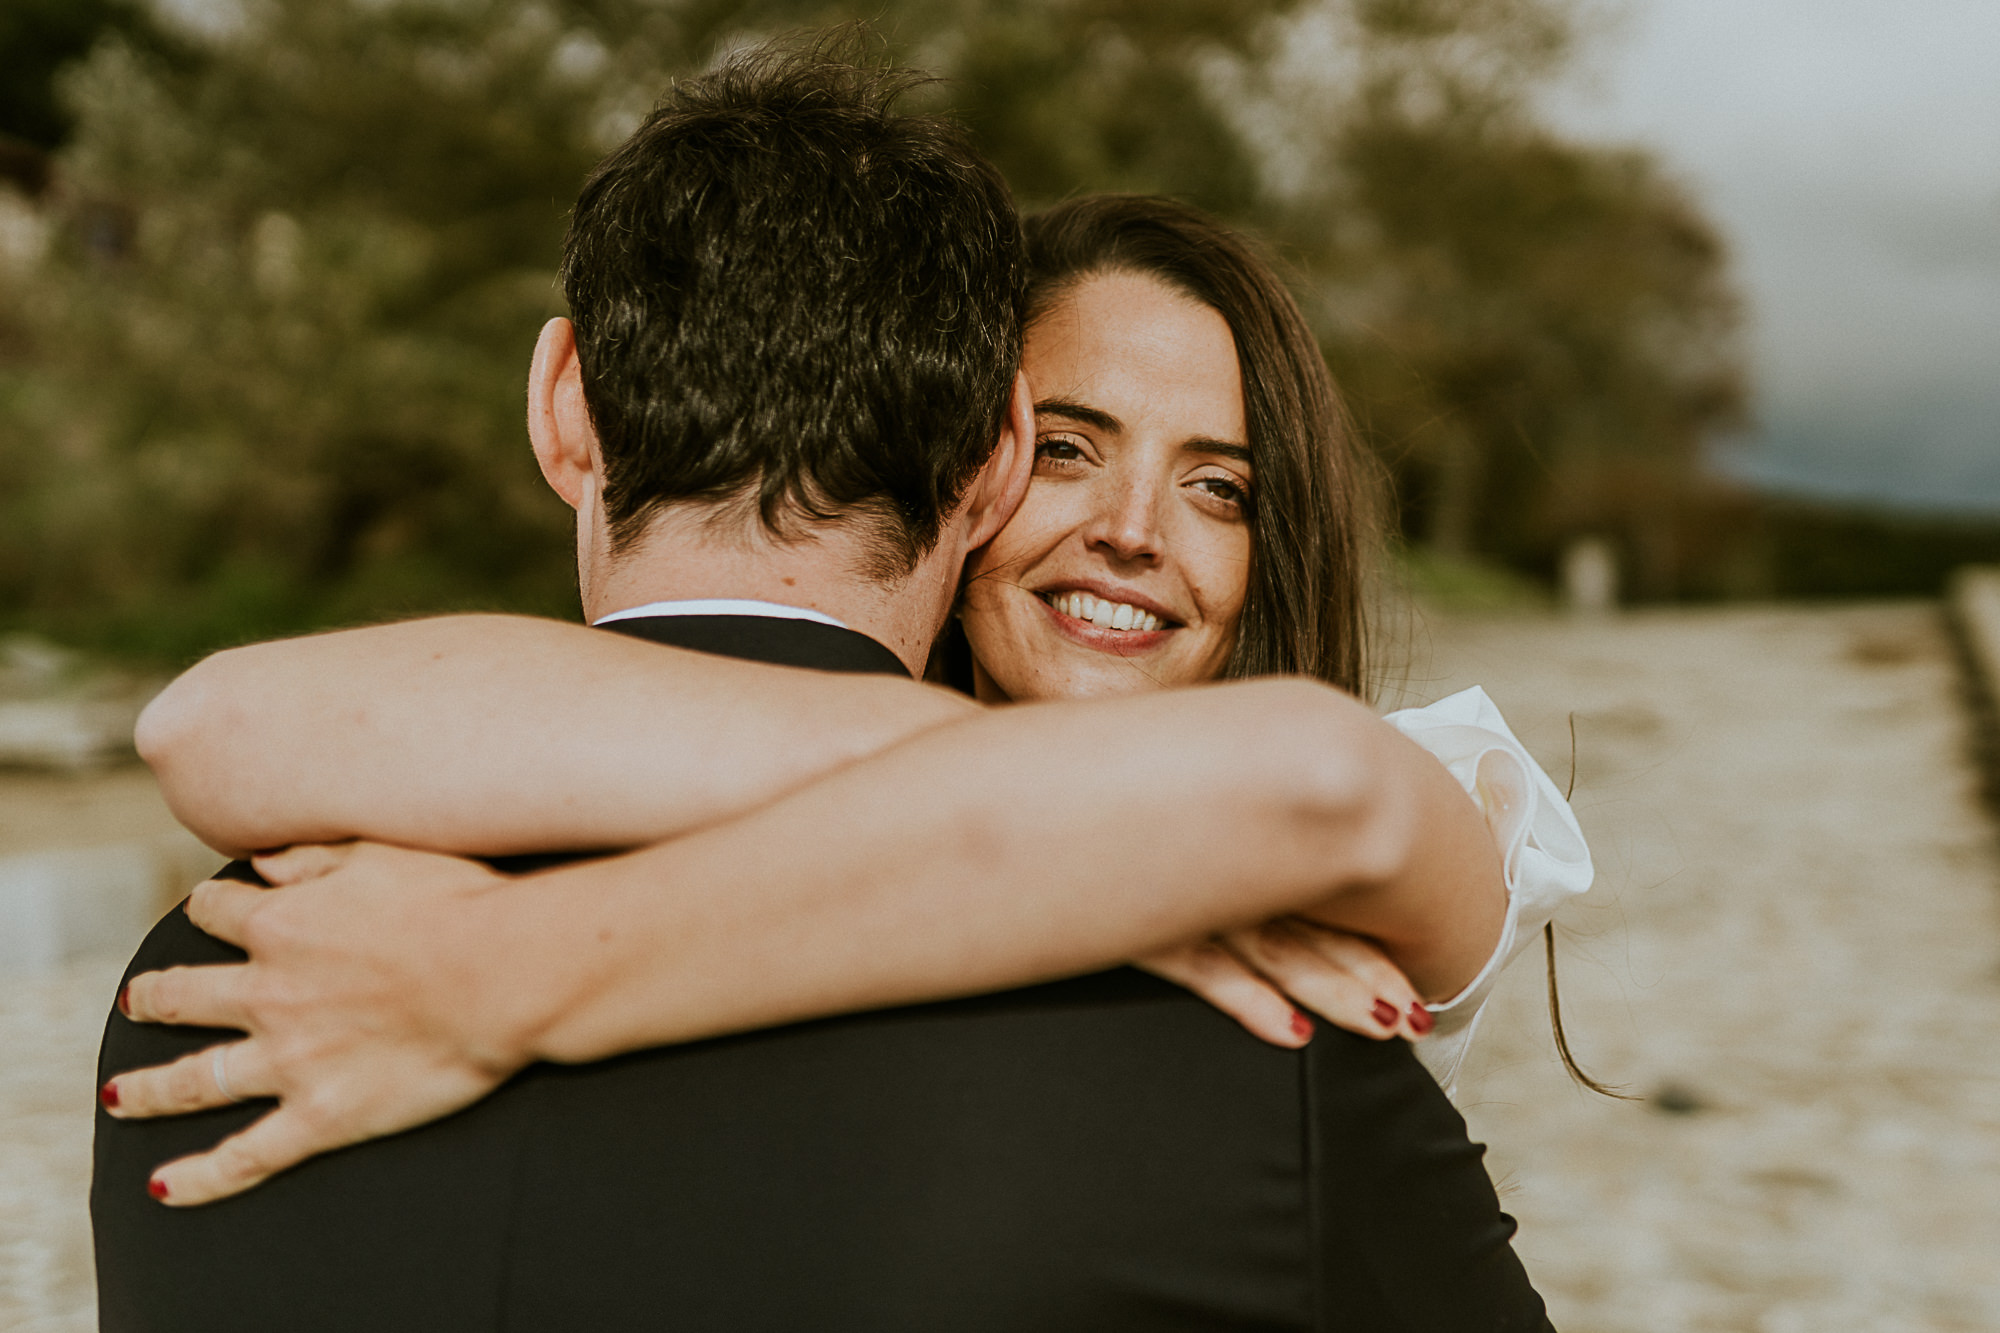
xmin=1033 ymin=398 xmax=1121 ymax=432
xmin=1034 ymin=399 xmax=1250 ymax=465
xmin=1184 ymin=438 xmax=1252 ymax=464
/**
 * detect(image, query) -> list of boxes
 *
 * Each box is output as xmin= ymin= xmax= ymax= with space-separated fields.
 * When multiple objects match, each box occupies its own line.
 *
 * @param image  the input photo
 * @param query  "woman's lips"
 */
xmin=1035 ymin=592 xmax=1175 ymax=656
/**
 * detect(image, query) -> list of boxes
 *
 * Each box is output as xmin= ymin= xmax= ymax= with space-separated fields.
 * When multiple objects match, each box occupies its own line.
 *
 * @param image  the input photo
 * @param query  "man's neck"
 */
xmin=580 ymin=508 xmax=956 ymax=678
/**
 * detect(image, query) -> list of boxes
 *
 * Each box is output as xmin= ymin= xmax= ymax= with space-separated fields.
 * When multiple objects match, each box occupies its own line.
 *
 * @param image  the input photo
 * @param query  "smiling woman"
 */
xmin=929 ymin=191 xmax=1378 ymax=722
xmin=952 ymin=195 xmax=1596 ymax=1094
xmin=962 ymin=269 xmax=1257 ymax=698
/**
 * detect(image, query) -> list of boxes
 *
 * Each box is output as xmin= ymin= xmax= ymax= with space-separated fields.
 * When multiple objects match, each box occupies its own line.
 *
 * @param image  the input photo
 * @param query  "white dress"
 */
xmin=1381 ymin=686 xmax=1595 ymax=1096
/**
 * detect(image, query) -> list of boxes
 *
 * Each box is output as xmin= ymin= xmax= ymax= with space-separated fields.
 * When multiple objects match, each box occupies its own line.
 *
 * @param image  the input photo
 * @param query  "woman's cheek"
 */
xmin=957 ymin=580 xmax=1027 ymax=682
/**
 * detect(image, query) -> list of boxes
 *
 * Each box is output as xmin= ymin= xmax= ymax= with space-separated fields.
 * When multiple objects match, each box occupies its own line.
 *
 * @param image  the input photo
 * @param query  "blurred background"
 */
xmin=5 ymin=0 xmax=1995 ymax=663
xmin=4 ymin=2 xmax=2000 ymax=1329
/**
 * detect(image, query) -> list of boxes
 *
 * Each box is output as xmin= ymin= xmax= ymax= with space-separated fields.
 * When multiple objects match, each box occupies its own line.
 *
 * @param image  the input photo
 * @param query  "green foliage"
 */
xmin=0 ymin=0 xmax=1749 ymax=663
xmin=2 ymin=1 xmax=616 ymax=660
xmin=1392 ymin=541 xmax=1551 ymax=613
xmin=1756 ymin=503 xmax=2000 ymax=602
xmin=0 ymin=0 xmax=163 ymax=150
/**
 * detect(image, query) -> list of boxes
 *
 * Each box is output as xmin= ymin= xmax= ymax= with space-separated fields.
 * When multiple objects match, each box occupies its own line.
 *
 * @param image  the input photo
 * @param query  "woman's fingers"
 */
xmin=102 ymin=1040 xmax=270 ymax=1119
xmin=1135 ymin=940 xmax=1313 ymax=1048
xmin=251 ymin=842 xmax=356 ymax=887
xmin=99 ymin=841 xmax=524 ymax=1208
xmin=1140 ymin=922 xmax=1435 ymax=1047
xmin=142 ymin=1107 xmax=323 ymax=1207
xmin=1223 ymin=921 xmax=1427 ymax=1042
xmin=184 ymin=878 xmax=274 ymax=947
xmin=119 ymin=962 xmax=253 ymax=1033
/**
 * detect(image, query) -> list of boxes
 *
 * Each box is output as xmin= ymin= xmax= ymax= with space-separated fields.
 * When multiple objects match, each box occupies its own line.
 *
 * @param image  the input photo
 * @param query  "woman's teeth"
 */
xmin=1045 ymin=591 xmax=1164 ymax=632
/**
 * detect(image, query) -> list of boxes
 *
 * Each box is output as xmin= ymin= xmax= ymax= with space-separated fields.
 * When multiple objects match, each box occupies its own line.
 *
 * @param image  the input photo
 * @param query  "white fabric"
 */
xmin=1381 ymin=686 xmax=1594 ymax=1096
xmin=593 ymin=599 xmax=848 ymax=630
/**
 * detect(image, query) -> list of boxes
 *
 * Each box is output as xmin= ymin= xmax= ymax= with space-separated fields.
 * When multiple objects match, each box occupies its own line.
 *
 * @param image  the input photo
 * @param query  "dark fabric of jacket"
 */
xmin=93 ymin=613 xmax=1553 ymax=1332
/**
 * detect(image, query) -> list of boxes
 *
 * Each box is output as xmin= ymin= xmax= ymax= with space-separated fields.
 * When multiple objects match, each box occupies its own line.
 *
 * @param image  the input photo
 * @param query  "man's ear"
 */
xmin=957 ymin=370 xmax=1036 ymax=553
xmin=527 ymin=317 xmax=601 ymax=513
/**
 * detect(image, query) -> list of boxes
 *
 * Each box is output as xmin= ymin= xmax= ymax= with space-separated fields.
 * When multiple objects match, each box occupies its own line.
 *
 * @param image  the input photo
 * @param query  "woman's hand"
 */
xmin=1136 ymin=919 xmax=1431 ymax=1048
xmin=103 ymin=843 xmax=536 ymax=1207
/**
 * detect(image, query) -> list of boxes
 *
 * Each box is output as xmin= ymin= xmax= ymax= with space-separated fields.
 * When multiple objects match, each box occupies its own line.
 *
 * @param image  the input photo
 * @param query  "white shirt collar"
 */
xmin=592 ymin=599 xmax=849 ymax=630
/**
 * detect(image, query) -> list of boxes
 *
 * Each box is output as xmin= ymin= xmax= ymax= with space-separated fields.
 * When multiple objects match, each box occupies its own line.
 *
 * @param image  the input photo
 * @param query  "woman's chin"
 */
xmin=985 ymin=637 xmax=1207 ymax=701
xmin=997 ymin=666 xmax=1167 ymax=703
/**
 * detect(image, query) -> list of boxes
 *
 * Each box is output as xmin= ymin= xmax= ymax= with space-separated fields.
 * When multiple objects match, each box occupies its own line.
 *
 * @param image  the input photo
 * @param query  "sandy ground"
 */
xmin=1410 ymin=602 xmax=2000 ymax=1332
xmin=4 ymin=601 xmax=1998 ymax=1328
xmin=0 ymin=769 xmax=189 ymax=1333
xmin=0 ymin=950 xmax=126 ymax=1333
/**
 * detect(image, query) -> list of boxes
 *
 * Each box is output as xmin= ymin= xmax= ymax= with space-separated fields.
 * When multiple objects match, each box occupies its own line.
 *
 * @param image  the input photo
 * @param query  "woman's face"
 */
xmin=962 ymin=270 xmax=1253 ymax=702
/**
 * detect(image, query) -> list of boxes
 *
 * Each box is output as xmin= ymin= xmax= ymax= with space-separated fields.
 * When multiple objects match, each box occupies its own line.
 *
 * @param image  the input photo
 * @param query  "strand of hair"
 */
xmin=1544 ymin=923 xmax=1639 ymax=1100
xmin=1547 ymin=712 xmax=1640 ymax=1100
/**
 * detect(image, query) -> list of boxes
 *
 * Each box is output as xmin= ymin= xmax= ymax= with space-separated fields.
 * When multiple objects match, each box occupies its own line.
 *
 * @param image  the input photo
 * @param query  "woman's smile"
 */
xmin=963 ymin=270 xmax=1253 ymax=701
xmin=1034 ymin=583 xmax=1178 ymax=655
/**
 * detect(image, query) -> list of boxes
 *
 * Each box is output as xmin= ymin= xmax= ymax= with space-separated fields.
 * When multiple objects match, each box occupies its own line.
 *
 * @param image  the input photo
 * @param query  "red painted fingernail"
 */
xmin=147 ymin=1177 xmax=169 ymax=1201
xmin=117 ymin=985 xmax=132 ymax=1018
xmin=1289 ymin=1011 xmax=1314 ymax=1042
xmin=99 ymin=1081 xmax=119 ymax=1110
xmin=1371 ymin=998 xmax=1398 ymax=1027
xmin=1407 ymin=1003 xmax=1435 ymax=1035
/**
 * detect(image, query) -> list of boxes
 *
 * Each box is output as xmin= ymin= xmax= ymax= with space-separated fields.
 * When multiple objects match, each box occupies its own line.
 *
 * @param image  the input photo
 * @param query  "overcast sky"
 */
xmin=1548 ymin=0 xmax=2000 ymax=510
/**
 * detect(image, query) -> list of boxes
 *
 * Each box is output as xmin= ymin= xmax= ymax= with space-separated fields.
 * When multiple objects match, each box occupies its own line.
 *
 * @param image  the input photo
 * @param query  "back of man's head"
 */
xmin=562 ymin=36 xmax=1024 ymax=577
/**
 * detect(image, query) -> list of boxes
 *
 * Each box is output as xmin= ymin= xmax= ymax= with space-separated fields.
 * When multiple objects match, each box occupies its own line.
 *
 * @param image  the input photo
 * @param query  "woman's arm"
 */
xmin=498 ymin=679 xmax=1504 ymax=1058
xmin=112 ymin=676 xmax=1506 ymax=1203
xmin=141 ymin=613 xmax=1432 ymax=1050
xmin=138 ymin=615 xmax=974 ymax=857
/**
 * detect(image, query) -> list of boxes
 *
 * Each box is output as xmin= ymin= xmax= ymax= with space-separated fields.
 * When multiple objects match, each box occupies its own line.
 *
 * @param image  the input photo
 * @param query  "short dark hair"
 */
xmin=1023 ymin=195 xmax=1381 ymax=697
xmin=561 ymin=37 xmax=1024 ymax=575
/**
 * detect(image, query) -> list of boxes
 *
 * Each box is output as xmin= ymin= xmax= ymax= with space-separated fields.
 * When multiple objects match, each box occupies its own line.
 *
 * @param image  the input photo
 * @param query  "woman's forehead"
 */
xmin=1024 ymin=272 xmax=1246 ymax=443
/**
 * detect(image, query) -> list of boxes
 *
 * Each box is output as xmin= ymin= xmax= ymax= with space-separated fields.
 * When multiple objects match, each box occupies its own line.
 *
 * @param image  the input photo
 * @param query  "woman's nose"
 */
xmin=1083 ymin=483 xmax=1164 ymax=565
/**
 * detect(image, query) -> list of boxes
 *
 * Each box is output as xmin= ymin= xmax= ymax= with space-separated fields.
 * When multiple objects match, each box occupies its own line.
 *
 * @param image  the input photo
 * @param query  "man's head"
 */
xmin=548 ymin=38 xmax=1027 ymax=585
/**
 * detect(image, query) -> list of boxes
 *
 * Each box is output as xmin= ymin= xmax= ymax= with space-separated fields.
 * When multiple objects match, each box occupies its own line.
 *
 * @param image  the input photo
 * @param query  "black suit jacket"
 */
xmin=93 ymin=613 xmax=1552 ymax=1331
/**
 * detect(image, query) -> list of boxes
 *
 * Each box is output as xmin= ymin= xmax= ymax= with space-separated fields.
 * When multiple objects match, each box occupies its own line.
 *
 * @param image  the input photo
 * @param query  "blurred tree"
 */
xmin=1 ymin=0 xmax=165 ymax=150
xmin=0 ymin=0 xmax=169 ymax=194
xmin=1258 ymin=0 xmax=1747 ymax=596
xmin=0 ymin=0 xmax=1746 ymax=662
xmin=2 ymin=1 xmax=615 ymax=656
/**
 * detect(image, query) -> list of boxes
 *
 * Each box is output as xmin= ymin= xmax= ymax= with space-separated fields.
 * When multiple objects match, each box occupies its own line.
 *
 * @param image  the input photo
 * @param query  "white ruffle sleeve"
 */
xmin=1380 ymin=686 xmax=1594 ymax=1095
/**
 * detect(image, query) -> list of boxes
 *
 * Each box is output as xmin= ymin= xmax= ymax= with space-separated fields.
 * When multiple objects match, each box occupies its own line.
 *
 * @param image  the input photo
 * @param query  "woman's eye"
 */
xmin=1034 ymin=437 xmax=1087 ymax=463
xmin=1190 ymin=475 xmax=1250 ymax=509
